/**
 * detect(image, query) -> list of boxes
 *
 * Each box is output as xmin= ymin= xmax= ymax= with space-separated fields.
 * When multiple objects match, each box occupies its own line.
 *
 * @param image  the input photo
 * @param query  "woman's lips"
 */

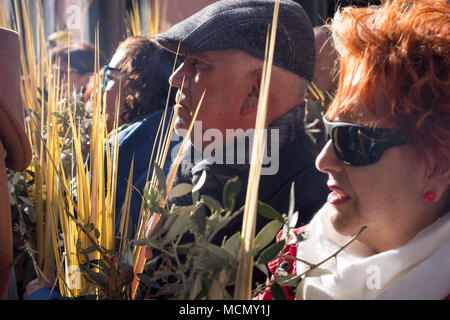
xmin=327 ymin=185 xmax=352 ymax=205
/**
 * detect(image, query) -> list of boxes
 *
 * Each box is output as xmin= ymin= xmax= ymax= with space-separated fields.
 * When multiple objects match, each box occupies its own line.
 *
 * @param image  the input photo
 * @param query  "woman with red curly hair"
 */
xmin=262 ymin=0 xmax=450 ymax=300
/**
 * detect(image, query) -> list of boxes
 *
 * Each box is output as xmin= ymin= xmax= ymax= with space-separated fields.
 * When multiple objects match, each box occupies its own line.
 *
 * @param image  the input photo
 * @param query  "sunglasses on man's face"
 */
xmin=323 ymin=116 xmax=407 ymax=166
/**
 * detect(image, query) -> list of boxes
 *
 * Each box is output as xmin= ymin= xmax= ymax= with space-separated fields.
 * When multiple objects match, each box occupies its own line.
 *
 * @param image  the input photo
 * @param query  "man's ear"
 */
xmin=240 ymin=70 xmax=262 ymax=116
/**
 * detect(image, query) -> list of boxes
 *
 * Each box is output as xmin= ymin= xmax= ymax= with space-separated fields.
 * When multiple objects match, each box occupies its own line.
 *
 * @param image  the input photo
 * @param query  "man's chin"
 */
xmin=174 ymin=117 xmax=189 ymax=136
xmin=174 ymin=105 xmax=192 ymax=130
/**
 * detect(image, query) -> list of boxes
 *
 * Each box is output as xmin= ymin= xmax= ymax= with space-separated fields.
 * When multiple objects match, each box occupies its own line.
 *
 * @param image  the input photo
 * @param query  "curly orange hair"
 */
xmin=327 ymin=0 xmax=450 ymax=173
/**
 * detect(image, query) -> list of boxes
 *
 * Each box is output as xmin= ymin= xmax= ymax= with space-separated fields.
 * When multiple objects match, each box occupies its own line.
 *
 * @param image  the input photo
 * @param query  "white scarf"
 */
xmin=296 ymin=203 xmax=450 ymax=300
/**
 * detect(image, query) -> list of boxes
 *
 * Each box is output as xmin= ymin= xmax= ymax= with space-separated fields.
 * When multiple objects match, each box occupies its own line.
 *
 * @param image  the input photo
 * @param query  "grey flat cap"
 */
xmin=156 ymin=0 xmax=315 ymax=81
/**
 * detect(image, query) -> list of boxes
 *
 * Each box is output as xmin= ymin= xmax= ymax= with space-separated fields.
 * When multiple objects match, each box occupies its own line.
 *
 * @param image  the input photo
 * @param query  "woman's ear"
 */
xmin=240 ymin=70 xmax=262 ymax=116
xmin=425 ymin=166 xmax=450 ymax=202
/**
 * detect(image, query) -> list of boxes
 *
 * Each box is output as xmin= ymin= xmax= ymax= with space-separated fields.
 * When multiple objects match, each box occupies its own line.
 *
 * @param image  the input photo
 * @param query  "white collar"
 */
xmin=296 ymin=203 xmax=450 ymax=300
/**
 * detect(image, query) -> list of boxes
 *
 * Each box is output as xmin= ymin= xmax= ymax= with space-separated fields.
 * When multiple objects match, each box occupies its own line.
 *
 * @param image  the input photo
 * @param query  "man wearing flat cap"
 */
xmin=156 ymin=0 xmax=328 ymax=241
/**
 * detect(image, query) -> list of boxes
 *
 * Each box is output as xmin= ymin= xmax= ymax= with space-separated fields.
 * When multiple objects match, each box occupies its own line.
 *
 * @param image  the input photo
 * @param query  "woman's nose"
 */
xmin=315 ymin=140 xmax=345 ymax=174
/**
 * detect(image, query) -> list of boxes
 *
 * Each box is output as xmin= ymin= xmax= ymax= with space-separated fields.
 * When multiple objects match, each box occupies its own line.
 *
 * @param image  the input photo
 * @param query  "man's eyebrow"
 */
xmin=190 ymin=53 xmax=213 ymax=63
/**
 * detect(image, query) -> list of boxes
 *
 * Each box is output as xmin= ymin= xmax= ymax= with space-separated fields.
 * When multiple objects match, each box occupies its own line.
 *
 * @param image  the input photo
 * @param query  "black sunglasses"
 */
xmin=323 ymin=116 xmax=407 ymax=166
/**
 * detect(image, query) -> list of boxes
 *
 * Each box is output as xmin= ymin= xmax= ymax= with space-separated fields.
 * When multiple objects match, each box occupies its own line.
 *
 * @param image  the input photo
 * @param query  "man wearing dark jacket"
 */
xmin=156 ymin=0 xmax=328 ymax=242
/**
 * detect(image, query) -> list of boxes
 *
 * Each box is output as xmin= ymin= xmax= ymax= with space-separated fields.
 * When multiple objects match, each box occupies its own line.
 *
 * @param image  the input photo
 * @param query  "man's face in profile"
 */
xmin=169 ymin=49 xmax=259 ymax=149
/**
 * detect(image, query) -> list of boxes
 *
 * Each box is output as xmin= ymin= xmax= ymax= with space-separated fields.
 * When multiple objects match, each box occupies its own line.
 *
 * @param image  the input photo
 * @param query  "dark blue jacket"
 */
xmin=113 ymin=108 xmax=177 ymax=235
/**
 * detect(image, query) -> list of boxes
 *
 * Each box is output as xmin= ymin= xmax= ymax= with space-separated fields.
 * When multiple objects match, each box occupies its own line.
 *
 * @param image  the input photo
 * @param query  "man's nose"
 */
xmin=169 ymin=62 xmax=190 ymax=90
xmin=315 ymin=140 xmax=345 ymax=174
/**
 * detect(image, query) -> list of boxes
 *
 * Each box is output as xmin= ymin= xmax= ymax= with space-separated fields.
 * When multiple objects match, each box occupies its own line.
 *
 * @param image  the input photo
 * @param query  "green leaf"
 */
xmin=133 ymin=238 xmax=151 ymax=247
xmin=7 ymin=182 xmax=15 ymax=194
xmin=167 ymin=183 xmax=193 ymax=198
xmin=148 ymin=213 xmax=178 ymax=239
xmin=166 ymin=211 xmax=191 ymax=241
xmin=258 ymin=201 xmax=284 ymax=223
xmin=143 ymin=256 xmax=161 ymax=270
xmin=305 ymin=268 xmax=333 ymax=277
xmin=207 ymin=211 xmax=220 ymax=231
xmin=191 ymin=205 xmax=206 ymax=235
xmin=254 ymin=220 xmax=283 ymax=250
xmin=245 ymin=248 xmax=260 ymax=257
xmin=137 ymin=273 xmax=161 ymax=288
xmin=154 ymin=162 xmax=167 ymax=195
xmin=223 ymin=232 xmax=241 ymax=256
xmin=270 ymin=282 xmax=287 ymax=300
xmin=153 ymin=270 xmax=176 ymax=279
xmin=256 ymin=240 xmax=285 ymax=265
xmin=172 ymin=205 xmax=197 ymax=216
xmin=189 ymin=274 xmax=203 ymax=300
xmin=207 ymin=244 xmax=234 ymax=262
xmin=80 ymin=265 xmax=109 ymax=290
xmin=199 ymin=245 xmax=234 ymax=272
xmin=11 ymin=172 xmax=22 ymax=185
xmin=175 ymin=243 xmax=193 ymax=255
xmin=192 ymin=190 xmax=200 ymax=204
xmin=18 ymin=196 xmax=35 ymax=207
xmin=222 ymin=177 xmax=241 ymax=212
xmin=201 ymin=195 xmax=223 ymax=213
xmin=76 ymin=239 xmax=82 ymax=251
xmin=276 ymin=274 xmax=302 ymax=287
xmin=80 ymin=245 xmax=100 ymax=255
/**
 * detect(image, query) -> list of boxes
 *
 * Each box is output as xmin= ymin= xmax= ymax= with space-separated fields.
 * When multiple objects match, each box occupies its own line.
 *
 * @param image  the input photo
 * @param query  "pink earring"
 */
xmin=424 ymin=191 xmax=436 ymax=203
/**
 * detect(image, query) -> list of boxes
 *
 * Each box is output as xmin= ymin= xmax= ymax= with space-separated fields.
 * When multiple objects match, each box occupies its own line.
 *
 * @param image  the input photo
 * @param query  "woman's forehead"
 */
xmin=332 ymin=102 xmax=394 ymax=128
xmin=109 ymin=48 xmax=128 ymax=68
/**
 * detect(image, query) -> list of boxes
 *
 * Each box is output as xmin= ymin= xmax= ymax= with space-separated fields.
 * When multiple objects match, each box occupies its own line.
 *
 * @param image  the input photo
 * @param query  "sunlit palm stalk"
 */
xmin=126 ymin=0 xmax=164 ymax=38
xmin=63 ymin=32 xmax=120 ymax=296
xmin=118 ymin=157 xmax=134 ymax=253
xmin=13 ymin=0 xmax=50 ymax=280
xmin=128 ymin=41 xmax=181 ymax=299
xmin=234 ymin=0 xmax=280 ymax=300
xmin=150 ymin=41 xmax=182 ymax=194
xmin=308 ymin=82 xmax=325 ymax=103
xmin=130 ymin=88 xmax=205 ymax=299
xmin=14 ymin=0 xmax=67 ymax=285
xmin=0 ymin=1 xmax=8 ymax=27
xmin=126 ymin=0 xmax=142 ymax=37
xmin=10 ymin=0 xmax=121 ymax=297
xmin=146 ymin=0 xmax=162 ymax=37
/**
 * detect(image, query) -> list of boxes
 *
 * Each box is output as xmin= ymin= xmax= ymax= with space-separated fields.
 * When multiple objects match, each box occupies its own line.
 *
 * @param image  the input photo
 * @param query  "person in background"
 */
xmin=261 ymin=0 xmax=450 ymax=300
xmin=50 ymin=42 xmax=106 ymax=94
xmin=304 ymin=25 xmax=339 ymax=151
xmin=85 ymin=36 xmax=176 ymax=133
xmin=311 ymin=25 xmax=339 ymax=102
xmin=0 ymin=28 xmax=32 ymax=300
xmin=99 ymin=37 xmax=178 ymax=233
